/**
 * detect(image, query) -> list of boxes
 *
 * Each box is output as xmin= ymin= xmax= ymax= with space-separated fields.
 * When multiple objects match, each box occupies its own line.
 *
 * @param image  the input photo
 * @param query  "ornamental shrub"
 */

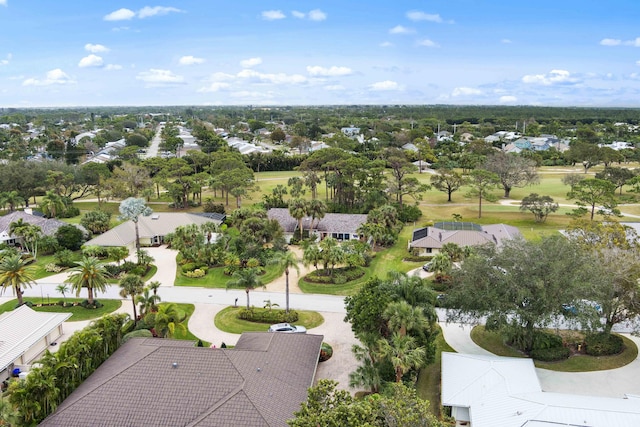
xmin=585 ymin=333 xmax=624 ymax=356
xmin=238 ymin=307 xmax=299 ymax=323
xmin=531 ymin=331 xmax=564 ymax=350
xmin=530 ymin=346 xmax=570 ymax=362
xmin=319 ymin=342 xmax=333 ymax=362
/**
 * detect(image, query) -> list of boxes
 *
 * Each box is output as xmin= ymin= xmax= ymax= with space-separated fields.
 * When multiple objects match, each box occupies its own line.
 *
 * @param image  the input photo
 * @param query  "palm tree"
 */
xmin=0 ymin=254 xmax=36 ymax=306
xmin=377 ymin=333 xmax=427 ymax=383
xmin=302 ymin=243 xmax=321 ymax=270
xmin=65 ymin=256 xmax=108 ymax=306
xmin=136 ymin=287 xmax=161 ymax=316
xmin=152 ymin=303 xmax=187 ymax=338
xmin=430 ymin=252 xmax=452 ymax=276
xmin=40 ymin=190 xmax=66 ymax=218
xmin=148 ymin=280 xmax=161 ymax=296
xmin=383 ymin=301 xmax=429 ymax=337
xmin=118 ymin=197 xmax=152 ymax=256
xmin=119 ymin=274 xmax=145 ymax=323
xmin=268 ymin=250 xmax=300 ymax=313
xmin=306 ymin=199 xmax=327 ymax=236
xmin=288 ymin=198 xmax=308 ymax=240
xmin=226 ymin=268 xmax=264 ymax=309
xmin=9 ymin=219 xmax=41 ymax=256
xmin=56 ymin=283 xmax=69 ymax=302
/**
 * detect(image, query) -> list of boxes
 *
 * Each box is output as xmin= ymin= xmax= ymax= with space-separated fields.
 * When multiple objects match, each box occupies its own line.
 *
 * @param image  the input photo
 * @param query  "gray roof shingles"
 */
xmin=267 ymin=208 xmax=366 ymax=235
xmin=40 ymin=333 xmax=323 ymax=427
xmin=0 ymin=211 xmax=86 ymax=238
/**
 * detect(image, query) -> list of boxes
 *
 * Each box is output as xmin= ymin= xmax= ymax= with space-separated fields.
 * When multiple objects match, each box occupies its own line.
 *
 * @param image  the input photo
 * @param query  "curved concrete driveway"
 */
xmin=439 ymin=317 xmax=640 ymax=398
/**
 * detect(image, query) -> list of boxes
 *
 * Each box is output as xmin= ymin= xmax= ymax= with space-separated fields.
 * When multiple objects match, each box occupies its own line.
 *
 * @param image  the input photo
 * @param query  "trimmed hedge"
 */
xmin=530 ymin=346 xmax=570 ymax=362
xmin=403 ymin=255 xmax=433 ymax=262
xmin=585 ymin=332 xmax=624 ymax=356
xmin=532 ymin=331 xmax=564 ymax=350
xmin=305 ymin=267 xmax=365 ymax=284
xmin=238 ymin=307 xmax=299 ymax=324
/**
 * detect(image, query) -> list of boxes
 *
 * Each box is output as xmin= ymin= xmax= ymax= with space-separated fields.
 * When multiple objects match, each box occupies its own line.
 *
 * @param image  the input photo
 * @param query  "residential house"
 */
xmin=267 ymin=208 xmax=367 ymax=243
xmin=442 ymin=352 xmax=640 ymax=427
xmin=0 ymin=210 xmax=86 ymax=247
xmin=408 ymin=222 xmax=521 ymax=255
xmin=0 ymin=306 xmax=71 ymax=382
xmin=401 ymin=142 xmax=419 ymax=152
xmin=40 ymin=333 xmax=324 ymax=427
xmin=84 ymin=212 xmax=225 ymax=249
xmin=341 ymin=126 xmax=360 ymax=137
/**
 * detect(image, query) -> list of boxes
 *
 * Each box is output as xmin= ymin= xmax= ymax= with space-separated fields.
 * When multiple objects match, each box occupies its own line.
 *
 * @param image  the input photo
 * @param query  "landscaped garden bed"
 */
xmin=0 ymin=297 xmax=122 ymax=321
xmin=214 ymin=306 xmax=324 ymax=334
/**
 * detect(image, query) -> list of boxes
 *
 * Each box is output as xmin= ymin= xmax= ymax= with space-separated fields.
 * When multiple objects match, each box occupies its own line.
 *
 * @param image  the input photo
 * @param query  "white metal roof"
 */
xmin=0 ymin=305 xmax=71 ymax=371
xmin=442 ymin=352 xmax=640 ymax=427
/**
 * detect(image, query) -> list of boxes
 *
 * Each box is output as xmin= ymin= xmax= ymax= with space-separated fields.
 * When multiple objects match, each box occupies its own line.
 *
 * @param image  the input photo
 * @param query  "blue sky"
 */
xmin=2 ymin=1 xmax=640 ymax=107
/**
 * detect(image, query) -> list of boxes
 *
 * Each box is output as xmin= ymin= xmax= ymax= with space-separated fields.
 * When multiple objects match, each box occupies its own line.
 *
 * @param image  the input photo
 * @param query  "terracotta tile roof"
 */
xmin=40 ymin=333 xmax=323 ymax=427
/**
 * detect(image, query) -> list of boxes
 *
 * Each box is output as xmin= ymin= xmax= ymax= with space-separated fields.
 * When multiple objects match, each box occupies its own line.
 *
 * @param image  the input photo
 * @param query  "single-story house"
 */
xmin=267 ymin=208 xmax=367 ymax=243
xmin=0 ymin=210 xmax=87 ymax=246
xmin=409 ymin=222 xmax=521 ymax=255
xmin=0 ymin=305 xmax=71 ymax=381
xmin=442 ymin=352 xmax=640 ymax=427
xmin=84 ymin=212 xmax=225 ymax=249
xmin=40 ymin=332 xmax=324 ymax=426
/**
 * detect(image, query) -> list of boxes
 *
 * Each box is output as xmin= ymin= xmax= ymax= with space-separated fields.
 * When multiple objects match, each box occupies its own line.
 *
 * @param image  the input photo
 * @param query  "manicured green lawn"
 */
xmin=0 ymin=297 xmax=121 ymax=321
xmin=175 ymin=264 xmax=283 ymax=288
xmin=31 ymin=254 xmax=69 ymax=280
xmin=470 ymin=325 xmax=639 ymax=372
xmin=416 ymin=326 xmax=455 ymax=418
xmin=214 ymin=306 xmax=324 ymax=334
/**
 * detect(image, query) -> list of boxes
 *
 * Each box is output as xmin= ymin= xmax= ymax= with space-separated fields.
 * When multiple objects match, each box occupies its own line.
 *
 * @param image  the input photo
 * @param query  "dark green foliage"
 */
xmin=530 ymin=346 xmax=570 ymax=362
xmin=203 ymin=198 xmax=225 ymax=214
xmin=531 ymin=331 xmax=564 ymax=350
xmin=53 ymin=249 xmax=76 ymax=267
xmin=585 ymin=333 xmax=624 ymax=356
xmin=403 ymin=255 xmax=433 ymax=262
xmin=8 ymin=313 xmax=129 ymax=425
xmin=237 ymin=307 xmax=299 ymax=323
xmin=305 ymin=267 xmax=365 ymax=284
xmin=395 ymin=204 xmax=422 ymax=223
xmin=37 ymin=235 xmax=60 ymax=255
xmin=344 ymin=278 xmax=393 ymax=337
xmin=319 ymin=342 xmax=333 ymax=362
xmin=55 ymin=225 xmax=84 ymax=251
xmin=80 ymin=299 xmax=104 ymax=309
xmin=80 ymin=210 xmax=111 ymax=235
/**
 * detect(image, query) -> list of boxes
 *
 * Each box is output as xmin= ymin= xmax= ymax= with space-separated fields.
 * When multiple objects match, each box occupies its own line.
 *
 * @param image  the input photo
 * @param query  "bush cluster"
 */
xmin=79 ymin=299 xmax=104 ymax=309
xmin=585 ymin=332 xmax=624 ymax=356
xmin=45 ymin=263 xmax=64 ymax=273
xmin=82 ymin=245 xmax=110 ymax=259
xmin=531 ymin=331 xmax=564 ymax=350
xmin=56 ymin=300 xmax=74 ymax=307
xmin=105 ymin=261 xmax=148 ymax=278
xmin=238 ymin=307 xmax=299 ymax=324
xmin=530 ymin=346 xmax=570 ymax=362
xmin=319 ymin=342 xmax=333 ymax=362
xmin=53 ymin=249 xmax=76 ymax=268
xmin=403 ymin=255 xmax=433 ymax=262
xmin=185 ymin=269 xmax=206 ymax=278
xmin=305 ymin=267 xmax=365 ymax=284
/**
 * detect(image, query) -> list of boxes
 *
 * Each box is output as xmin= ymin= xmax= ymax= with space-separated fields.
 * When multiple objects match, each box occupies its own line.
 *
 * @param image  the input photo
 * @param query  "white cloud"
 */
xmin=136 ymin=69 xmax=185 ymax=86
xmin=105 ymin=64 xmax=123 ymax=70
xmin=240 ymin=57 xmax=262 ymax=68
xmin=292 ymin=10 xmax=305 ymax=19
xmin=308 ymin=9 xmax=327 ymax=21
xmin=600 ymin=38 xmax=622 ymax=46
xmin=452 ymin=87 xmax=482 ymax=97
xmin=369 ymin=80 xmax=401 ymax=91
xmin=306 ymin=65 xmax=352 ymax=76
xmin=198 ymin=82 xmax=231 ymax=93
xmin=625 ymin=38 xmax=640 ymax=47
xmin=85 ymin=43 xmax=109 ymax=53
xmin=406 ymin=11 xmax=443 ymax=23
xmin=104 ymin=6 xmax=182 ymax=21
xmin=522 ymin=69 xmax=578 ymax=85
xmin=389 ymin=25 xmax=414 ymax=35
xmin=179 ymin=55 xmax=205 ymax=65
xmin=22 ymin=69 xmax=75 ymax=86
xmin=417 ymin=39 xmax=440 ymax=48
xmin=78 ymin=54 xmax=104 ymax=68
xmin=324 ymin=85 xmax=344 ymax=91
xmin=262 ymin=10 xmax=285 ymax=20
xmin=501 ymin=39 xmax=512 ymax=44
xmin=138 ymin=6 xmax=182 ymax=19
xmin=208 ymin=72 xmax=236 ymax=81
xmin=230 ymin=91 xmax=274 ymax=99
xmin=0 ymin=0 xmax=6 ymax=7
xmin=104 ymin=8 xmax=135 ymax=21
xmin=236 ymin=69 xmax=306 ymax=84
xmin=0 ymin=53 xmax=11 ymax=65
xmin=499 ymin=95 xmax=518 ymax=103
xmin=380 ymin=41 xmax=393 ymax=48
